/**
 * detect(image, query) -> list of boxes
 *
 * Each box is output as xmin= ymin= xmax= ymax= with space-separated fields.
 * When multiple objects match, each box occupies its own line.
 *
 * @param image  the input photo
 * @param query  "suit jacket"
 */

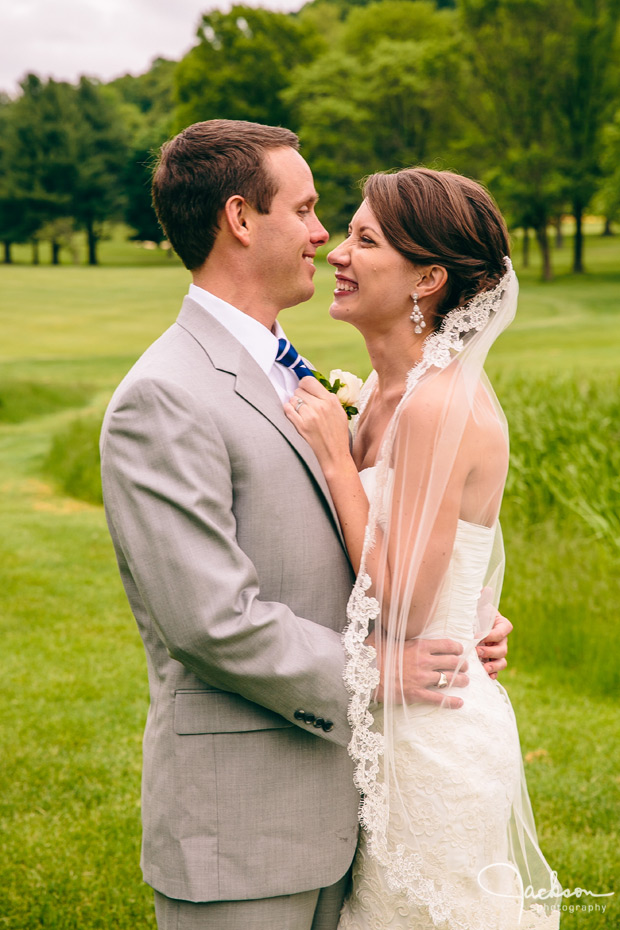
xmin=100 ymin=297 xmax=360 ymax=903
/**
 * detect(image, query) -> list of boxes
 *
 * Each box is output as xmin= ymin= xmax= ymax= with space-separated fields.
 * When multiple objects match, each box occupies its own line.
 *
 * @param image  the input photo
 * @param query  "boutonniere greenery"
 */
xmin=313 ymin=368 xmax=363 ymax=420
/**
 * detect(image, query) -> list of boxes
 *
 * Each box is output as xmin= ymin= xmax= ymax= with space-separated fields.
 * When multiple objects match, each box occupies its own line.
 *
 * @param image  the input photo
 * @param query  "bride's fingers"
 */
xmin=484 ymin=614 xmax=513 ymax=642
xmin=483 ymin=657 xmax=507 ymax=678
xmin=477 ymin=641 xmax=506 ymax=660
xmin=298 ymin=375 xmax=330 ymax=396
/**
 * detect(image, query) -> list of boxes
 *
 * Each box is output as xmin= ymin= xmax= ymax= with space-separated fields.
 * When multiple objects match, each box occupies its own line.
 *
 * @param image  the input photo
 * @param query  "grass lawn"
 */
xmin=0 ymin=227 xmax=618 ymax=928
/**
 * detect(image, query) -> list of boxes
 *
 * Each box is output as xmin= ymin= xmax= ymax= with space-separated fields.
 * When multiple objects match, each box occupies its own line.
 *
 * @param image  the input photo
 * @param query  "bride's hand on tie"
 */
xmin=284 ymin=376 xmax=352 ymax=474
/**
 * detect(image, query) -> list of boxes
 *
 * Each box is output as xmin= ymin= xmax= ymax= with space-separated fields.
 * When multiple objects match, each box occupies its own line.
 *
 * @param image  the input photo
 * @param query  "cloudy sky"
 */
xmin=1 ymin=0 xmax=303 ymax=96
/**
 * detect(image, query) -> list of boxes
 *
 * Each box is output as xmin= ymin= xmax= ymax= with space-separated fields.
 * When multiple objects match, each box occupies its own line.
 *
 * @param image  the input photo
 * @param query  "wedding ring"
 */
xmin=295 ymin=398 xmax=306 ymax=412
xmin=437 ymin=672 xmax=449 ymax=689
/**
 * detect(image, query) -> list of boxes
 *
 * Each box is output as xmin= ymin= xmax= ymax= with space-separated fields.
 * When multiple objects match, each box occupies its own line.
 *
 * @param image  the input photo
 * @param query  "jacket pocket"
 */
xmin=173 ymin=689 xmax=294 ymax=735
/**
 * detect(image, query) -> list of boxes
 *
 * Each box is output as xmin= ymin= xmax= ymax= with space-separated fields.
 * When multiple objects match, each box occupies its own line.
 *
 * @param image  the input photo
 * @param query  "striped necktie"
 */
xmin=275 ymin=338 xmax=315 ymax=380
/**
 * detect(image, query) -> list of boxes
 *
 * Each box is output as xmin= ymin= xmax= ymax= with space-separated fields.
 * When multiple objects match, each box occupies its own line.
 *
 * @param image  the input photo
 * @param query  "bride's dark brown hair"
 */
xmin=363 ymin=167 xmax=510 ymax=326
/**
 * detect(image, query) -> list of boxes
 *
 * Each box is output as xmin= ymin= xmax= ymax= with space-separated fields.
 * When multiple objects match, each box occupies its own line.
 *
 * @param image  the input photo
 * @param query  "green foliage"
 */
xmin=109 ymin=58 xmax=177 ymax=243
xmin=341 ymin=0 xmax=454 ymax=49
xmin=457 ymin=0 xmax=620 ymax=277
xmin=597 ymin=105 xmax=620 ymax=222
xmin=457 ymin=0 xmax=570 ymax=278
xmin=44 ymin=415 xmax=104 ymax=505
xmin=71 ymin=79 xmax=131 ymax=264
xmin=0 ymin=75 xmax=130 ymax=265
xmin=108 ymin=58 xmax=177 ymax=127
xmin=0 ymin=76 xmax=78 ymax=258
xmin=0 ymin=380 xmax=91 ymax=424
xmin=500 ymin=374 xmax=620 ymax=545
xmin=174 ymin=6 xmax=322 ymax=130
xmin=122 ymin=135 xmax=166 ymax=244
xmin=285 ymin=1 xmax=464 ymax=229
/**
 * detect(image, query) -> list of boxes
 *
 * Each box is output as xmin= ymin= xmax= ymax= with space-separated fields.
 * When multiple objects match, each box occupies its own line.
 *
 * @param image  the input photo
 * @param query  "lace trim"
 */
xmin=340 ymin=259 xmax=561 ymax=927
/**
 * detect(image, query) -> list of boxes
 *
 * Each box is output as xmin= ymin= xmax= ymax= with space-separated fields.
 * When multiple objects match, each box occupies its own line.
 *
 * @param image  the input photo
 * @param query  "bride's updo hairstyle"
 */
xmin=363 ymin=167 xmax=510 ymax=328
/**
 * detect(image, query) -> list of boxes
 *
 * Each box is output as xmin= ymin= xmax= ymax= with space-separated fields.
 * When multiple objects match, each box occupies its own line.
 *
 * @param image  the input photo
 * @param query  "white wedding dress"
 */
xmin=338 ymin=466 xmax=559 ymax=930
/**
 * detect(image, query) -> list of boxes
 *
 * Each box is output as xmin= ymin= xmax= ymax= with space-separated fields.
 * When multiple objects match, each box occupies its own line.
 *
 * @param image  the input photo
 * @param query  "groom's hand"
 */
xmin=366 ymin=632 xmax=469 ymax=709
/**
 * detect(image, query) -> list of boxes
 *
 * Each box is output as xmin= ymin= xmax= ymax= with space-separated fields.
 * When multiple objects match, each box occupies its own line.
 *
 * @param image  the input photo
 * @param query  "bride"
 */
xmin=284 ymin=168 xmax=560 ymax=929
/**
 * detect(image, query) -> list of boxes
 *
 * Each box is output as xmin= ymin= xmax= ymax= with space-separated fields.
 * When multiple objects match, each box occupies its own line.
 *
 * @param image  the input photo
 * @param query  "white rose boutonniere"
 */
xmin=313 ymin=368 xmax=363 ymax=419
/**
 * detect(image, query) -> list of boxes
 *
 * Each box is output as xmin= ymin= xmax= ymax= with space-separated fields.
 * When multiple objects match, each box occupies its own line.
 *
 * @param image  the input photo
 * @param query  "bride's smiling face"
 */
xmin=327 ymin=200 xmax=419 ymax=332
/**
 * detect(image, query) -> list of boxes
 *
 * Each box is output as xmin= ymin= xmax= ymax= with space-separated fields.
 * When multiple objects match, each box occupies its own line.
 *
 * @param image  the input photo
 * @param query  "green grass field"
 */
xmin=0 ymin=228 xmax=619 ymax=928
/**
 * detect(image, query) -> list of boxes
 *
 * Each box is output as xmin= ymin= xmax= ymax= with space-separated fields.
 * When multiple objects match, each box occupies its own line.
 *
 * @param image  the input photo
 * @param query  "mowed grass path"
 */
xmin=1 ymin=232 xmax=619 ymax=928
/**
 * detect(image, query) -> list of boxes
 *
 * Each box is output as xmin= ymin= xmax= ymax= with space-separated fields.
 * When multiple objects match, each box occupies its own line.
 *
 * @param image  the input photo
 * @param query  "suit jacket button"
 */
xmin=313 ymin=717 xmax=324 ymax=728
xmin=322 ymin=720 xmax=334 ymax=732
xmin=303 ymin=712 xmax=315 ymax=724
xmin=294 ymin=709 xmax=305 ymax=721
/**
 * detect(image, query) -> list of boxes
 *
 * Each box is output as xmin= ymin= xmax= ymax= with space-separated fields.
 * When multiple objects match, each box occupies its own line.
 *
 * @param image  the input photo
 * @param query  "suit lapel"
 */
xmin=176 ymin=298 xmax=347 ymax=550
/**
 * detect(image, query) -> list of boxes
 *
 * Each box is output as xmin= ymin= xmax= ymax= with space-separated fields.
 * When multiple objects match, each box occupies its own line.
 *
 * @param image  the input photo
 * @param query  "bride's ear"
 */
xmin=413 ymin=264 xmax=448 ymax=301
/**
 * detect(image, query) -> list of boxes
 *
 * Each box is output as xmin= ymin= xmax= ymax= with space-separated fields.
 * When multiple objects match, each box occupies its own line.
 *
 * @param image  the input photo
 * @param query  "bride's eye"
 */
xmin=360 ymin=236 xmax=375 ymax=246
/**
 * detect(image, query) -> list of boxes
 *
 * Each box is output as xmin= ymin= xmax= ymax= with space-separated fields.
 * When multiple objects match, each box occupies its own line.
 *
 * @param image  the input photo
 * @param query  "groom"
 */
xmin=100 ymin=119 xmax=511 ymax=930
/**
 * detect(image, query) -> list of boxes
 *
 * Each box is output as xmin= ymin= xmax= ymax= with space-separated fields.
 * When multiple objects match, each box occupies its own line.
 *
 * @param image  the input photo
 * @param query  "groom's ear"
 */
xmin=222 ymin=194 xmax=252 ymax=247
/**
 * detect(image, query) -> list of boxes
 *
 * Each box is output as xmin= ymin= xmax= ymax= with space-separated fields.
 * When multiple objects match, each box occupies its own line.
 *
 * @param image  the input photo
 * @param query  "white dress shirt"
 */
xmin=188 ymin=284 xmax=303 ymax=403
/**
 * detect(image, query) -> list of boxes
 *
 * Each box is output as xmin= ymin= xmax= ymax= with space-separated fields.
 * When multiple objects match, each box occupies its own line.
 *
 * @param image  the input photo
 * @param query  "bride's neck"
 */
xmin=364 ymin=328 xmax=426 ymax=398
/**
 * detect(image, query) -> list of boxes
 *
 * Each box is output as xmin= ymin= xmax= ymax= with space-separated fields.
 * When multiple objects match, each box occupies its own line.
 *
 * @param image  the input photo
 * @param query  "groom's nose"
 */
xmin=310 ymin=213 xmax=329 ymax=246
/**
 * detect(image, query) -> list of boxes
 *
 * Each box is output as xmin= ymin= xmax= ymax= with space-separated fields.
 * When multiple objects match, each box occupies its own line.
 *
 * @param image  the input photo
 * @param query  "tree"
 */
xmin=71 ymin=78 xmax=130 ymax=264
xmin=458 ymin=0 xmax=572 ymax=280
xmin=108 ymin=57 xmax=176 ymax=126
xmin=109 ymin=59 xmax=177 ymax=244
xmin=174 ymin=6 xmax=322 ymax=131
xmin=0 ymin=75 xmax=130 ymax=265
xmin=285 ymin=1 xmax=464 ymax=230
xmin=123 ymin=126 xmax=168 ymax=243
xmin=555 ymin=0 xmax=620 ymax=272
xmin=596 ymin=106 xmax=620 ymax=229
xmin=459 ymin=0 xmax=620 ymax=277
xmin=0 ymin=76 xmax=78 ymax=262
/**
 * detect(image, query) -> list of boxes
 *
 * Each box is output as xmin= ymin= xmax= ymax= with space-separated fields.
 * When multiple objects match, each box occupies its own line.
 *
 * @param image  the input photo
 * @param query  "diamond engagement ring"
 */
xmin=437 ymin=672 xmax=449 ymax=689
xmin=295 ymin=398 xmax=306 ymax=412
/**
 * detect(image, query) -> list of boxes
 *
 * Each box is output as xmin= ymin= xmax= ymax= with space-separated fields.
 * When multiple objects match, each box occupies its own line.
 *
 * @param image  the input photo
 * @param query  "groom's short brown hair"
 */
xmin=152 ymin=119 xmax=299 ymax=271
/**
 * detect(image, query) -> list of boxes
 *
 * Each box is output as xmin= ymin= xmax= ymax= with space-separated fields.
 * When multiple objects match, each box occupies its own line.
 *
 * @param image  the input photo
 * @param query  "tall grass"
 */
xmin=44 ymin=415 xmax=103 ymax=505
xmin=499 ymin=374 xmax=620 ymax=545
xmin=0 ymin=380 xmax=91 ymax=424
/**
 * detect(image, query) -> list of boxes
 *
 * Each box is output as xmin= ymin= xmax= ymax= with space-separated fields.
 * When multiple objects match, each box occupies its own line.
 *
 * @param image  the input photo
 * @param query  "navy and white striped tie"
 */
xmin=275 ymin=338 xmax=315 ymax=380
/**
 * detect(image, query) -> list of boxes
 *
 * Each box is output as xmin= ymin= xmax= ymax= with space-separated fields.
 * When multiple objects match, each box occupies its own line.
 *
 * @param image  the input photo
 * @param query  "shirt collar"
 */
xmin=188 ymin=284 xmax=286 ymax=376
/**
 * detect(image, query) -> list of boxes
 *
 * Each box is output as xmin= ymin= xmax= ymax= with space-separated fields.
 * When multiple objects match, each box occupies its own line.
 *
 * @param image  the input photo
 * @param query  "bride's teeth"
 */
xmin=336 ymin=282 xmax=357 ymax=292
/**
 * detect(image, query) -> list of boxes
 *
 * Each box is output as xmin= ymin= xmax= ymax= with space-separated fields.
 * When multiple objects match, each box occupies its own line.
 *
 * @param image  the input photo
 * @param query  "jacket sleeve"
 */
xmin=100 ymin=375 xmax=353 ymax=747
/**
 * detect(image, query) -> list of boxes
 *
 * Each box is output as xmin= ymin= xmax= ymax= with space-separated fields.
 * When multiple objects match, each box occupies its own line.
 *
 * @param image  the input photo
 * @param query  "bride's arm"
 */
xmin=284 ymin=375 xmax=471 ymax=640
xmin=284 ymin=376 xmax=369 ymax=573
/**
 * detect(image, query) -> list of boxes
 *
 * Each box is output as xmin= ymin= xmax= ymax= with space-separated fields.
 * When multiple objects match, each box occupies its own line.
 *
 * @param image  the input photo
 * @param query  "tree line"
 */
xmin=1 ymin=0 xmax=619 ymax=277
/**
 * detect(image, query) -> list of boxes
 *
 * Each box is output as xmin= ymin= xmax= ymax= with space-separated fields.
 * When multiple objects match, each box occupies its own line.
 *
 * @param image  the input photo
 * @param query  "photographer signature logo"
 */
xmin=478 ymin=863 xmax=614 ymax=924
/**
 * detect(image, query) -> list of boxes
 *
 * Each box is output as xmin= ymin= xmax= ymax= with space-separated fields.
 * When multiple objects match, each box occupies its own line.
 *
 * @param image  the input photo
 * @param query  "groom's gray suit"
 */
xmin=100 ymin=296 xmax=359 ymax=906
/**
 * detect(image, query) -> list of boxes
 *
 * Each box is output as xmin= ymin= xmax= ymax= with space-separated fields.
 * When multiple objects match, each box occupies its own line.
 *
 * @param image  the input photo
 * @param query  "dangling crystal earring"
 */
xmin=410 ymin=292 xmax=426 ymax=334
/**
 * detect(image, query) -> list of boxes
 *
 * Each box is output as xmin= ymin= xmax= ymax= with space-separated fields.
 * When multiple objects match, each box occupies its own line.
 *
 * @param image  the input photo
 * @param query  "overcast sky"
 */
xmin=0 ymin=0 xmax=304 ymax=97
